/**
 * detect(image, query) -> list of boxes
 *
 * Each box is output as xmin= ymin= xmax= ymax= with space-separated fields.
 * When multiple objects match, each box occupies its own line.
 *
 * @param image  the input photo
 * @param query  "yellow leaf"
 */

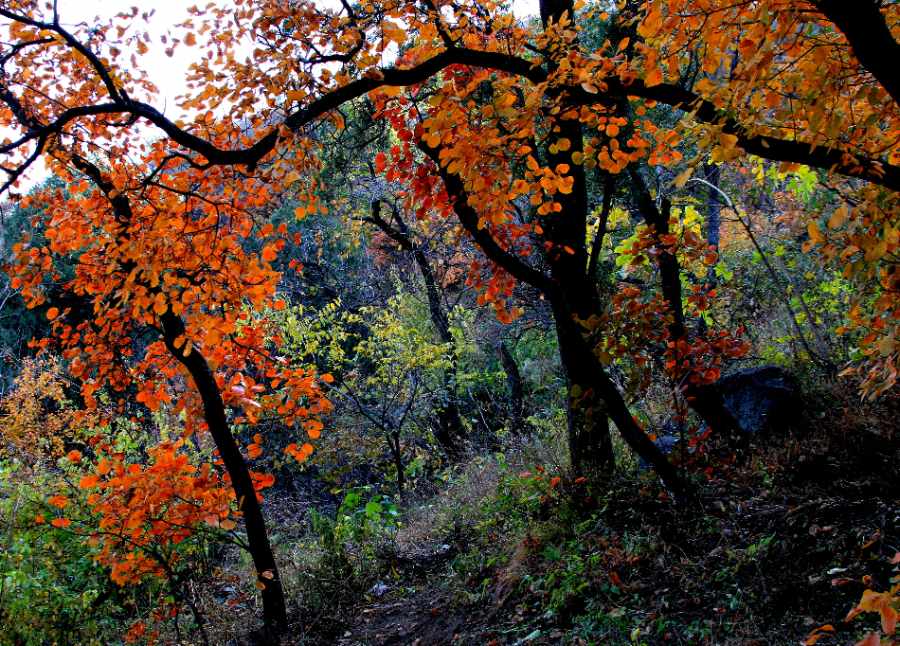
xmin=644 ymin=67 xmax=663 ymax=87
xmin=718 ymin=132 xmax=738 ymax=149
xmin=803 ymin=625 xmax=834 ymax=645
xmin=827 ymin=205 xmax=848 ymax=229
xmin=864 ymin=241 xmax=886 ymax=262
xmin=807 ymin=221 xmax=823 ymax=245
xmin=674 ymin=167 xmax=694 ymax=188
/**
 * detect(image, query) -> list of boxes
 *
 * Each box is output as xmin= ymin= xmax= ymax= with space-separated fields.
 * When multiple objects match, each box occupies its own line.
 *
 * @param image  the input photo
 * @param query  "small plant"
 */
xmin=807 ymin=552 xmax=899 ymax=646
xmin=309 ymin=487 xmax=400 ymax=582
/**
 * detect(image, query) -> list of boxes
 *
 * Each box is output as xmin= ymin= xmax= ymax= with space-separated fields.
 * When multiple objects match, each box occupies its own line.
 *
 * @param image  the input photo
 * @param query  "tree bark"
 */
xmin=160 ymin=312 xmax=287 ymax=636
xmin=703 ymin=163 xmax=722 ymax=286
xmin=498 ymin=340 xmax=524 ymax=430
xmin=539 ymin=0 xmax=616 ymax=478
xmin=418 ymin=138 xmax=687 ymax=496
xmin=553 ymin=309 xmax=615 ymax=477
xmin=815 ymin=0 xmax=900 ymax=108
xmin=388 ymin=430 xmax=405 ymax=495
xmin=69 ymin=155 xmax=289 ymax=633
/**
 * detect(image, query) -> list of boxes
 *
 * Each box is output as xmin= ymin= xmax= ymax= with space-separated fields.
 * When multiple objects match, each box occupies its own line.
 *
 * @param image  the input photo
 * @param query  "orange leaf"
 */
xmin=261 ymin=245 xmax=278 ymax=262
xmin=79 ymin=474 xmax=100 ymax=489
xmin=855 ymin=633 xmax=880 ymax=646
xmin=47 ymin=494 xmax=69 ymax=509
xmin=804 ymin=625 xmax=835 ymax=645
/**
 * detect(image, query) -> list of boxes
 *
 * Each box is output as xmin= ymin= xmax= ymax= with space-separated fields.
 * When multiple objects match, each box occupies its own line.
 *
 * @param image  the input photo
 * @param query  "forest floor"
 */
xmin=221 ymin=385 xmax=899 ymax=646
xmin=320 ymin=390 xmax=898 ymax=645
xmin=330 ymin=469 xmax=897 ymax=645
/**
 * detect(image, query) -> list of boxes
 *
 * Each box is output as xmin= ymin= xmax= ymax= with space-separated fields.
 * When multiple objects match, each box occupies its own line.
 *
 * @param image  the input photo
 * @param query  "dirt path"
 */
xmin=335 ymin=584 xmax=471 ymax=646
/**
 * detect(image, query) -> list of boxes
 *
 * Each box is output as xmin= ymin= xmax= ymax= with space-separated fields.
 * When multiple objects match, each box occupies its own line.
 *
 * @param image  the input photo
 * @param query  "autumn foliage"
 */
xmin=0 ymin=0 xmax=897 ymax=641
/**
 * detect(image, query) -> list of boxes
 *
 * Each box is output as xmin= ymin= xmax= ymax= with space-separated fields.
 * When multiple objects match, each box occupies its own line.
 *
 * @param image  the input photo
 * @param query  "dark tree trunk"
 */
xmin=554 ymin=311 xmax=615 ymax=478
xmin=815 ymin=0 xmax=900 ymax=108
xmin=629 ymin=170 xmax=740 ymax=436
xmin=498 ymin=340 xmax=524 ymax=430
xmin=418 ymin=139 xmax=687 ymax=497
xmin=553 ymin=304 xmax=689 ymax=498
xmin=70 ymin=157 xmax=288 ymax=633
xmin=388 ymin=431 xmax=405 ymax=495
xmin=160 ymin=313 xmax=287 ymax=636
xmin=539 ymin=0 xmax=616 ymax=478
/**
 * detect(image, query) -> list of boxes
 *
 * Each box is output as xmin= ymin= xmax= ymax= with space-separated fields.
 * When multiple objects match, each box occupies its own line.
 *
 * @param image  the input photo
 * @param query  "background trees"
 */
xmin=0 ymin=0 xmax=896 ymax=643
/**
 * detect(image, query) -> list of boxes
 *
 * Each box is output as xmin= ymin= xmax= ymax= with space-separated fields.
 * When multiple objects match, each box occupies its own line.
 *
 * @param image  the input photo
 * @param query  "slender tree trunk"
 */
xmin=161 ymin=312 xmax=287 ymax=636
xmin=629 ymin=171 xmax=740 ymax=436
xmin=366 ymin=201 xmax=465 ymax=456
xmin=388 ymin=431 xmax=405 ymax=495
xmin=498 ymin=340 xmax=524 ymax=430
xmin=71 ymin=155 xmax=288 ymax=635
xmin=704 ymin=163 xmax=722 ymax=286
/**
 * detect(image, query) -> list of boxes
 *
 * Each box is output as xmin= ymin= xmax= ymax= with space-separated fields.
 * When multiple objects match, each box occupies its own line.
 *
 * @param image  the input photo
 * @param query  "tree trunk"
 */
xmin=72 ymin=157 xmax=288 ymax=633
xmin=553 ymin=305 xmax=689 ymax=498
xmin=704 ymin=163 xmax=722 ymax=286
xmin=629 ymin=171 xmax=740 ymax=436
xmin=553 ymin=308 xmax=615 ymax=478
xmin=388 ymin=431 xmax=405 ymax=495
xmin=366 ymin=201 xmax=465 ymax=456
xmin=160 ymin=312 xmax=287 ymax=636
xmin=419 ymin=140 xmax=687 ymax=496
xmin=498 ymin=340 xmax=524 ymax=430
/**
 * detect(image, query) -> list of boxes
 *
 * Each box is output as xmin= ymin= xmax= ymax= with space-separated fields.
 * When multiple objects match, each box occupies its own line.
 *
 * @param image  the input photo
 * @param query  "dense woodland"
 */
xmin=0 ymin=0 xmax=897 ymax=644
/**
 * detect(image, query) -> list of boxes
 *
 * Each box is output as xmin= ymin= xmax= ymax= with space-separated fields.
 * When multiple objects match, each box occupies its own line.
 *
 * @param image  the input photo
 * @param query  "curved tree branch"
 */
xmin=814 ymin=0 xmax=900 ymax=107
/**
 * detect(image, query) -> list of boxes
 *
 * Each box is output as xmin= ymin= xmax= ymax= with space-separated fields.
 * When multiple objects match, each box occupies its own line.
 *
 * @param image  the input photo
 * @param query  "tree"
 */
xmin=1 ymin=0 xmax=897 ymax=498
xmin=6 ymin=150 xmax=332 ymax=635
xmin=362 ymin=198 xmax=466 ymax=455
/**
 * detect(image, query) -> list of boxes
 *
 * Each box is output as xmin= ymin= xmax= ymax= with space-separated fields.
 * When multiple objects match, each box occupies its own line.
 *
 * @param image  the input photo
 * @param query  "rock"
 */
xmin=716 ymin=365 xmax=800 ymax=434
xmin=654 ymin=417 xmax=685 ymax=453
xmin=639 ymin=366 xmax=800 ymax=471
xmin=639 ymin=419 xmax=683 ymax=470
xmin=654 ymin=432 xmax=681 ymax=455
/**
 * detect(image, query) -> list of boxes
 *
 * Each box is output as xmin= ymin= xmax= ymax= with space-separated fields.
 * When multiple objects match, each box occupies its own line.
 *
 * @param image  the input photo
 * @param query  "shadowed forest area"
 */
xmin=0 ymin=0 xmax=897 ymax=644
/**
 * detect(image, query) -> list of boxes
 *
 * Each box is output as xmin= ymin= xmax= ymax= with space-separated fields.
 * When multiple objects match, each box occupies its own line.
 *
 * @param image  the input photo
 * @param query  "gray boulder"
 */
xmin=716 ymin=365 xmax=800 ymax=435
